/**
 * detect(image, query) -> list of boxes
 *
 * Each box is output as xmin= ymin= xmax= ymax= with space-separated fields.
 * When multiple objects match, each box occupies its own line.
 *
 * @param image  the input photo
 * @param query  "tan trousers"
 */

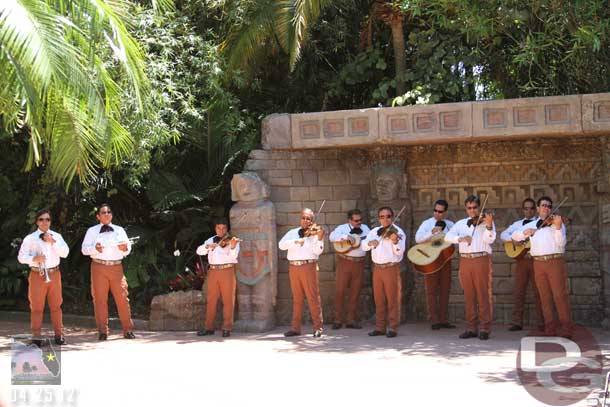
xmin=459 ymin=256 xmax=493 ymax=333
xmin=334 ymin=256 xmax=364 ymax=324
xmin=373 ymin=264 xmax=401 ymax=332
xmin=423 ymin=261 xmax=452 ymax=324
xmin=28 ymin=270 xmax=63 ymax=336
xmin=289 ymin=262 xmax=323 ymax=332
xmin=533 ymin=258 xmax=573 ymax=336
xmin=511 ymin=257 xmax=542 ymax=327
xmin=205 ymin=267 xmax=236 ymax=331
xmin=90 ymin=262 xmax=134 ymax=334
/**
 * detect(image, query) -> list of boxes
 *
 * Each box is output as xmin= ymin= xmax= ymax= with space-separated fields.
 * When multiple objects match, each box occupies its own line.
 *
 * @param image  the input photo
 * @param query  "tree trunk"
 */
xmin=389 ymin=17 xmax=406 ymax=96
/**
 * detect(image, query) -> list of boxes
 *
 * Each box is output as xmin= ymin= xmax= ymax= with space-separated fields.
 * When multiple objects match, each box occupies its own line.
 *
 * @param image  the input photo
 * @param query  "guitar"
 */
xmin=407 ymin=233 xmax=455 ymax=274
xmin=504 ymin=239 xmax=531 ymax=259
xmin=332 ymin=234 xmax=362 ymax=254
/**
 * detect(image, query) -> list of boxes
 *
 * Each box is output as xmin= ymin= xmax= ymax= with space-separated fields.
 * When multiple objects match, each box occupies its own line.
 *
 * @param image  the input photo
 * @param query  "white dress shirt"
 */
xmin=18 ymin=229 xmax=69 ymax=268
xmin=511 ymin=221 xmax=566 ymax=256
xmin=500 ymin=217 xmax=537 ymax=242
xmin=329 ymin=223 xmax=371 ymax=258
xmin=278 ymin=227 xmax=324 ymax=261
xmin=445 ymin=218 xmax=496 ymax=254
xmin=415 ymin=217 xmax=455 ymax=244
xmin=81 ymin=223 xmax=132 ymax=261
xmin=196 ymin=236 xmax=240 ymax=264
xmin=361 ymin=224 xmax=406 ymax=264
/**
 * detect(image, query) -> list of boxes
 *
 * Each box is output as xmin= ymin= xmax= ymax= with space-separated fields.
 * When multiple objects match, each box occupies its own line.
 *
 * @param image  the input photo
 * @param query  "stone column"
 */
xmin=230 ymin=172 xmax=278 ymax=332
xmin=599 ymin=136 xmax=610 ymax=330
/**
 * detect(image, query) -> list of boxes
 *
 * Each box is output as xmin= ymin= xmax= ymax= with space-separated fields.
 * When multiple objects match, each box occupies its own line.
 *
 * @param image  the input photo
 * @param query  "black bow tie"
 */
xmin=39 ymin=233 xmax=46 ymax=240
xmin=100 ymin=225 xmax=114 ymax=233
xmin=536 ymin=219 xmax=552 ymax=228
xmin=213 ymin=236 xmax=228 ymax=244
xmin=523 ymin=218 xmax=534 ymax=226
xmin=298 ymin=228 xmax=306 ymax=238
xmin=435 ymin=220 xmax=446 ymax=229
xmin=466 ymin=218 xmax=476 ymax=227
xmin=350 ymin=227 xmax=363 ymax=235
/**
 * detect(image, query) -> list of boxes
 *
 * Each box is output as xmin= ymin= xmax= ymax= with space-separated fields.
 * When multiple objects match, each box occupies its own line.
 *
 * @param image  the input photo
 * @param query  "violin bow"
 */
xmin=314 ymin=200 xmax=326 ymax=220
xmin=469 ymin=194 xmax=489 ymax=245
xmin=536 ymin=197 xmax=568 ymax=230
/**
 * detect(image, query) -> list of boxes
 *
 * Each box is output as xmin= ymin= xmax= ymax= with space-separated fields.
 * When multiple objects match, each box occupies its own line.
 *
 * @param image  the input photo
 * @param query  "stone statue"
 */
xmin=230 ymin=172 xmax=277 ymax=332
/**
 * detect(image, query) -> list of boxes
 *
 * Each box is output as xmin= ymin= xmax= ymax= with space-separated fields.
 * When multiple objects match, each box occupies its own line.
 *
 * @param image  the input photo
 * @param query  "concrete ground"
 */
xmin=1 ymin=320 xmax=609 ymax=407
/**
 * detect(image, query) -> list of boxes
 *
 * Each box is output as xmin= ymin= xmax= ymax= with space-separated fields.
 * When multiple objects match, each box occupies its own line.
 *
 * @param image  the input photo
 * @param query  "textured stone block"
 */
xmin=262 ymin=113 xmax=292 ymax=150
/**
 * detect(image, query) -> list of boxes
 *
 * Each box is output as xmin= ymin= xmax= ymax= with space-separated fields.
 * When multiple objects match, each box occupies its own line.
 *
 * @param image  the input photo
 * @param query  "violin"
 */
xmin=215 ymin=234 xmax=242 ymax=248
xmin=299 ymin=224 xmax=323 ymax=238
xmin=467 ymin=211 xmax=495 ymax=227
xmin=537 ymin=214 xmax=572 ymax=228
xmin=376 ymin=225 xmax=402 ymax=241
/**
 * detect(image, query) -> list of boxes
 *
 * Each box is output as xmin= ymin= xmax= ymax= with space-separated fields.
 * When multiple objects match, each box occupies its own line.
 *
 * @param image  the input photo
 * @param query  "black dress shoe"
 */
xmin=368 ymin=330 xmax=385 ymax=337
xmin=345 ymin=322 xmax=362 ymax=329
xmin=284 ymin=330 xmax=301 ymax=337
xmin=54 ymin=336 xmax=66 ymax=345
xmin=440 ymin=322 xmax=456 ymax=329
xmin=313 ymin=329 xmax=323 ymax=338
xmin=431 ymin=323 xmax=442 ymax=330
xmin=386 ymin=330 xmax=397 ymax=338
xmin=197 ymin=329 xmax=215 ymax=336
xmin=32 ymin=339 xmax=43 ymax=348
xmin=331 ymin=323 xmax=342 ymax=330
xmin=459 ymin=330 xmax=478 ymax=339
xmin=98 ymin=333 xmax=108 ymax=341
xmin=508 ymin=325 xmax=522 ymax=331
xmin=479 ymin=331 xmax=490 ymax=340
xmin=222 ymin=330 xmax=231 ymax=338
xmin=123 ymin=331 xmax=136 ymax=339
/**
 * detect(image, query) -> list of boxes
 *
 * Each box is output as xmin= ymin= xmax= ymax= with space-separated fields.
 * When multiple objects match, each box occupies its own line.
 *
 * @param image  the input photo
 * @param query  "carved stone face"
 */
xmin=374 ymin=174 xmax=400 ymax=201
xmin=231 ymin=173 xmax=269 ymax=202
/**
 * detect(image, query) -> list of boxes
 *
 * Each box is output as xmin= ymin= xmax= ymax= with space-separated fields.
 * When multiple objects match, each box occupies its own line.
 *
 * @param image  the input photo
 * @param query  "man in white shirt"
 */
xmin=361 ymin=207 xmax=406 ymax=338
xmin=196 ymin=218 xmax=240 ymax=338
xmin=329 ymin=209 xmax=370 ymax=330
xmin=511 ymin=196 xmax=572 ymax=338
xmin=500 ymin=198 xmax=542 ymax=331
xmin=18 ymin=209 xmax=69 ymax=345
xmin=278 ymin=208 xmax=325 ymax=338
xmin=81 ymin=204 xmax=135 ymax=341
xmin=445 ymin=196 xmax=496 ymax=340
xmin=414 ymin=199 xmax=455 ymax=330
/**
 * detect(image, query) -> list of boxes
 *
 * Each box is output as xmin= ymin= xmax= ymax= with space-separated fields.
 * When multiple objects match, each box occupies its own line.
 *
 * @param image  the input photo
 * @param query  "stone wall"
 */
xmin=244 ymin=138 xmax=605 ymax=327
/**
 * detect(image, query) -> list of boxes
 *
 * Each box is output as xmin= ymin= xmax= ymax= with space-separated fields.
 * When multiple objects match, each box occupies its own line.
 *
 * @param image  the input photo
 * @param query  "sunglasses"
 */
xmin=378 ymin=215 xmax=393 ymax=219
xmin=351 ymin=218 xmax=363 ymax=223
xmin=433 ymin=209 xmax=446 ymax=213
xmin=523 ymin=206 xmax=535 ymax=210
xmin=37 ymin=218 xmax=51 ymax=222
xmin=466 ymin=206 xmax=478 ymax=210
xmin=100 ymin=211 xmax=112 ymax=215
xmin=539 ymin=204 xmax=552 ymax=209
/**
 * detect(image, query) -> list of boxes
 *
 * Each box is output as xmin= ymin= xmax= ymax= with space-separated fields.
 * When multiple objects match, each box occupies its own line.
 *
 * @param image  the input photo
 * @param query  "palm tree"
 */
xmin=221 ymin=0 xmax=333 ymax=72
xmin=0 ymin=0 xmax=154 ymax=186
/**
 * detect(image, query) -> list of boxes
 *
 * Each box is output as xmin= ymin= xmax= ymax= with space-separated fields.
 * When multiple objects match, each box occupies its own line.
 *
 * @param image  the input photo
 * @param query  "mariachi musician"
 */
xmin=278 ymin=208 xmax=325 ymax=338
xmin=196 ymin=218 xmax=240 ymax=338
xmin=414 ymin=199 xmax=455 ymax=330
xmin=500 ymin=198 xmax=542 ymax=331
xmin=511 ymin=196 xmax=572 ymax=338
xmin=329 ymin=209 xmax=370 ymax=330
xmin=445 ymin=196 xmax=496 ymax=340
xmin=361 ymin=206 xmax=406 ymax=338
xmin=17 ymin=209 xmax=69 ymax=345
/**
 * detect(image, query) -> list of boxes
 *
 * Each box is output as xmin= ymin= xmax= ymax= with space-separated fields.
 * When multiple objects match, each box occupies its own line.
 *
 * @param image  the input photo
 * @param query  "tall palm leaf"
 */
xmin=221 ymin=0 xmax=332 ymax=72
xmin=0 ymin=0 xmax=150 ymax=186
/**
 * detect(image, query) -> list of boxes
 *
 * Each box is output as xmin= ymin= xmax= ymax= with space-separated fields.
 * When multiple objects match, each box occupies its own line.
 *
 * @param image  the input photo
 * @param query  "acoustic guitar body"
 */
xmin=407 ymin=233 xmax=455 ymax=274
xmin=504 ymin=240 xmax=531 ymax=259
xmin=332 ymin=234 xmax=362 ymax=254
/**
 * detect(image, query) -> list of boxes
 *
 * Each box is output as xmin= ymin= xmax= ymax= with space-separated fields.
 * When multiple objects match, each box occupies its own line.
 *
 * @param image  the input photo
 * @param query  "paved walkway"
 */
xmin=1 ymin=321 xmax=609 ymax=407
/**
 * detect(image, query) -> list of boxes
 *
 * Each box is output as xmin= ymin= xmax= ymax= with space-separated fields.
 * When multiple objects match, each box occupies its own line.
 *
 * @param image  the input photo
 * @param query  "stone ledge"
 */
xmin=261 ymin=92 xmax=610 ymax=150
